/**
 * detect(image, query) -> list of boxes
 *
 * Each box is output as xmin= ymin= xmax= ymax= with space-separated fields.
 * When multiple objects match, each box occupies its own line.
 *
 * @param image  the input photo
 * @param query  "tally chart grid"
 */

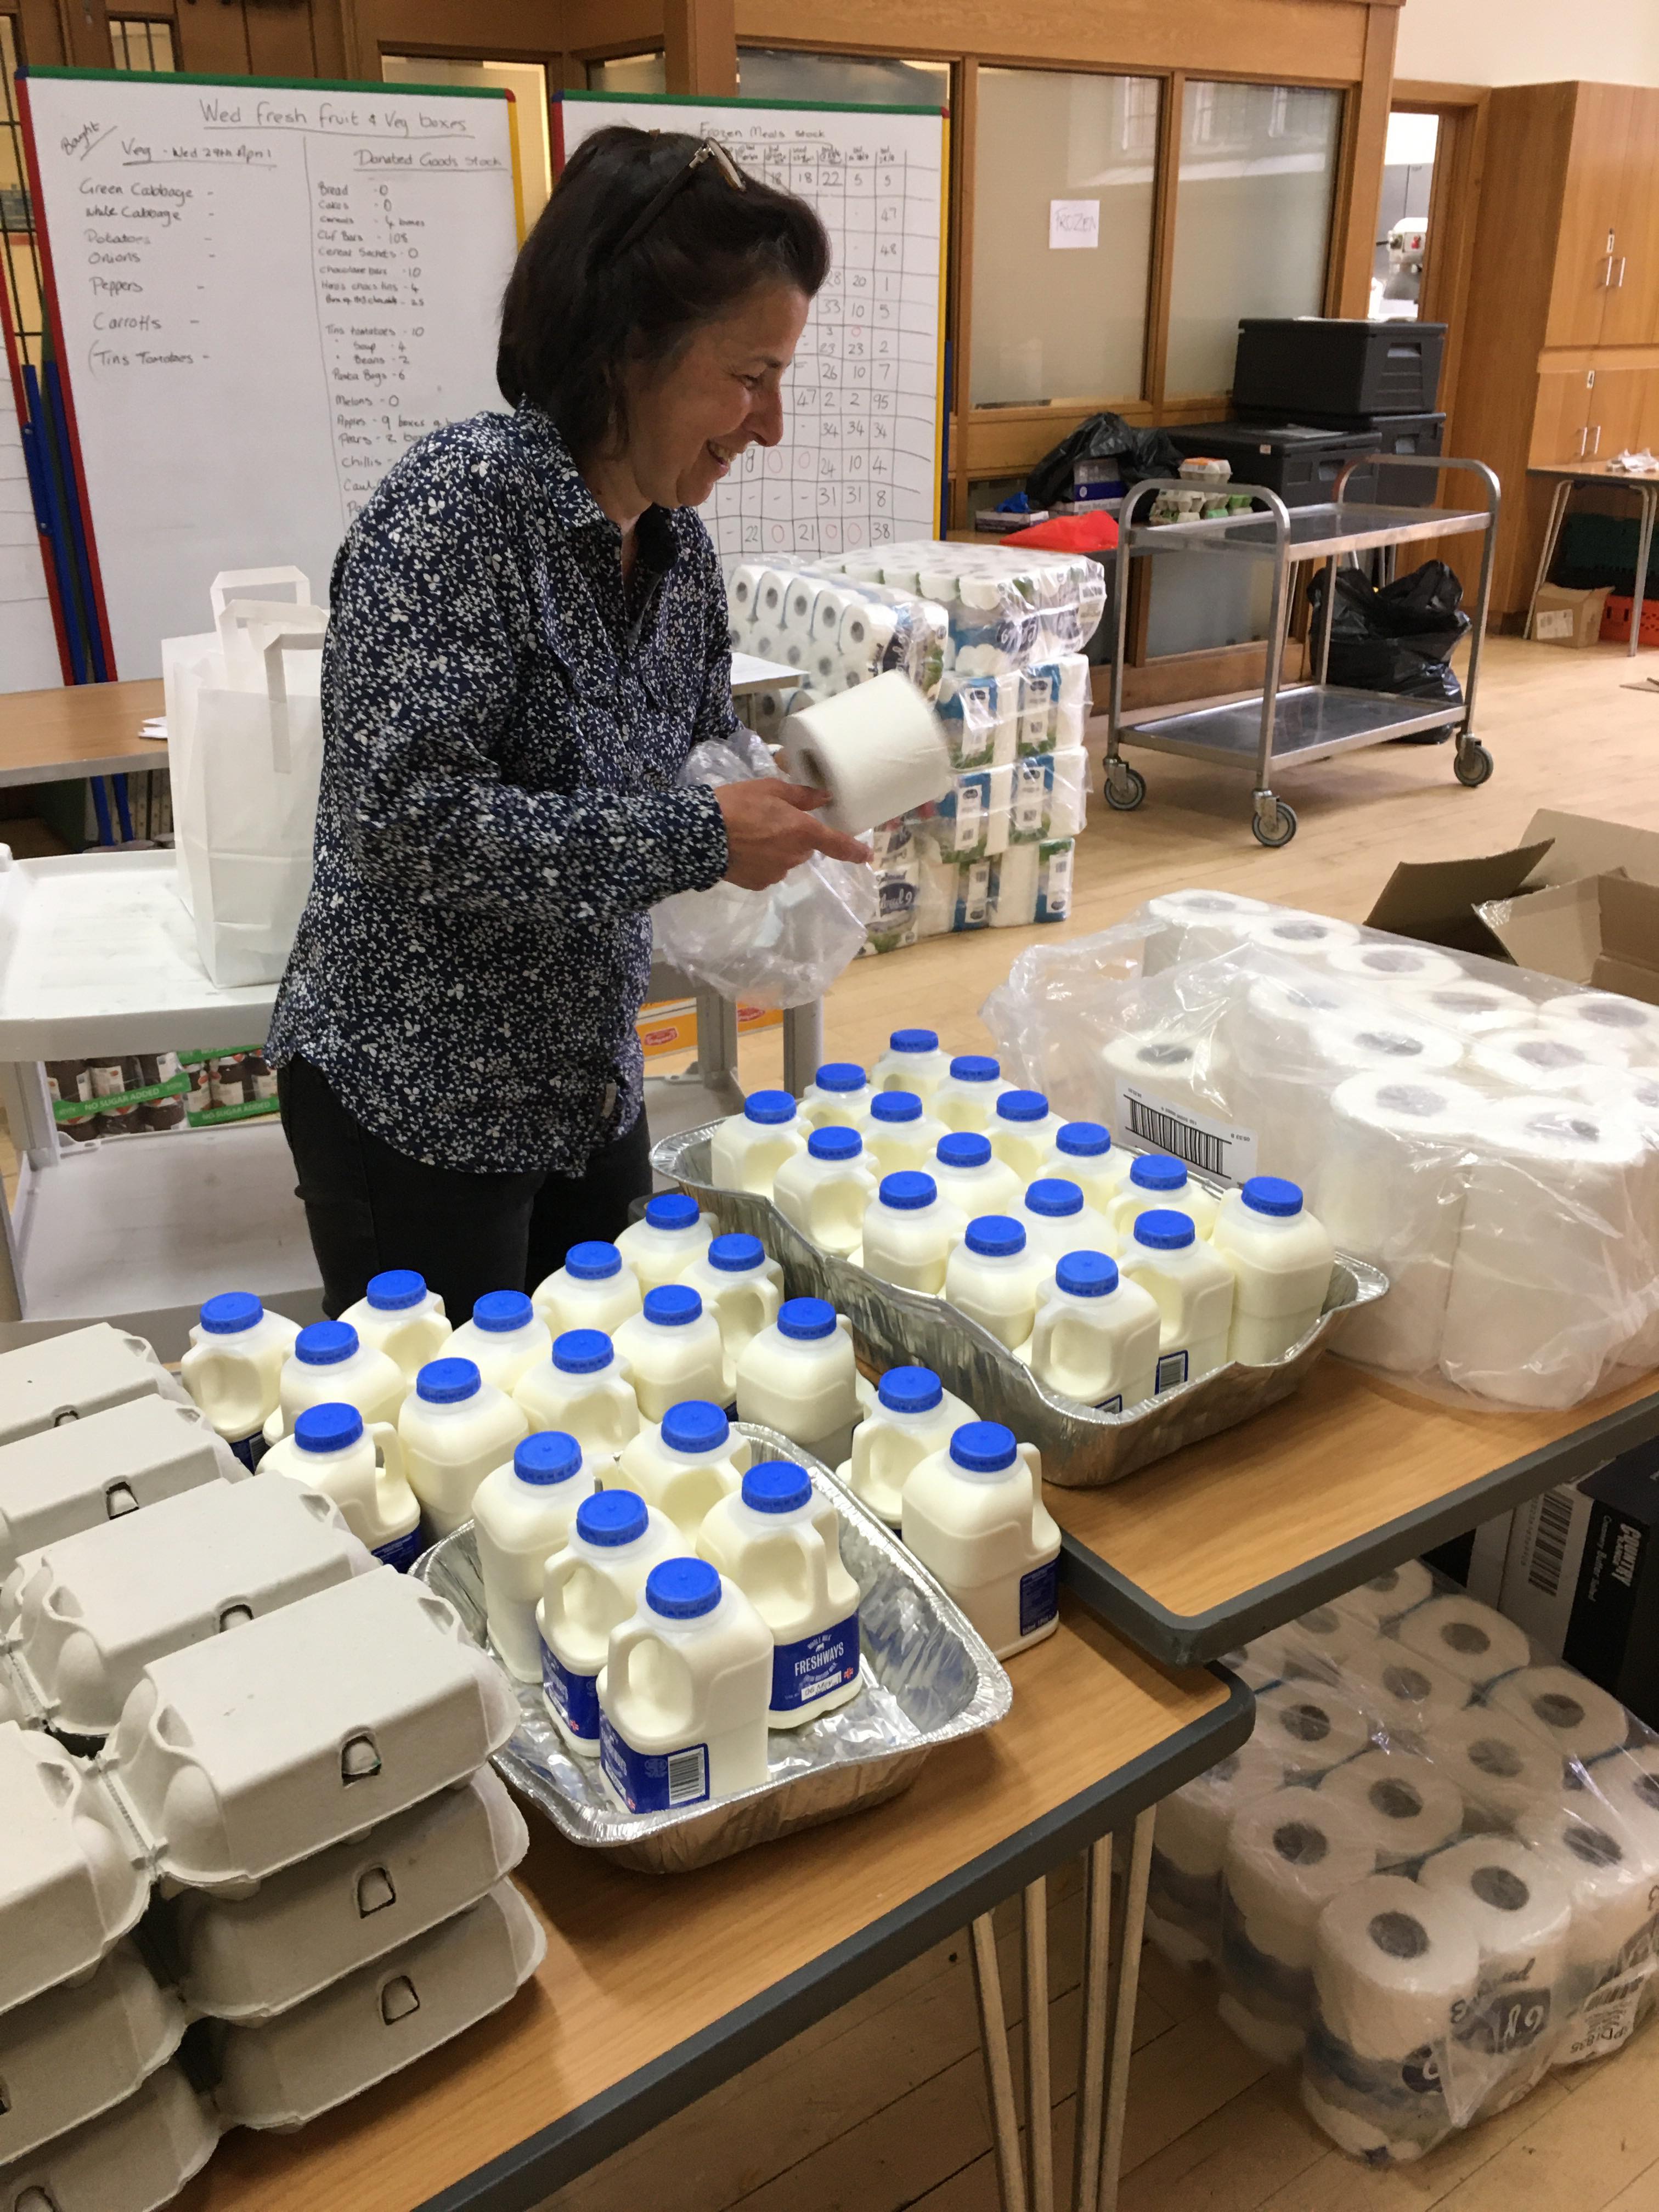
xmin=703 ymin=131 xmax=941 ymax=561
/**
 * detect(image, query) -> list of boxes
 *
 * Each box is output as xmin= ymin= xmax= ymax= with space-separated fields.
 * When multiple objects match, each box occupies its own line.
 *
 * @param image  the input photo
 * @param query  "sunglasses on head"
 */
xmin=610 ymin=134 xmax=748 ymax=256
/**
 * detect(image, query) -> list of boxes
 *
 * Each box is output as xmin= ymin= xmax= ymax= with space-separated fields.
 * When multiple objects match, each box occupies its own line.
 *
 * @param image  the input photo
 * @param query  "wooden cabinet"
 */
xmin=1545 ymin=86 xmax=1659 ymax=349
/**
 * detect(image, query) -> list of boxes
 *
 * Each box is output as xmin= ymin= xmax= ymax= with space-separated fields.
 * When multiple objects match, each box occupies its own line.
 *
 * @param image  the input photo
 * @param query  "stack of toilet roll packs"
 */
xmin=983 ymin=890 xmax=1659 ymax=1408
xmin=1146 ymin=1563 xmax=1659 ymax=2164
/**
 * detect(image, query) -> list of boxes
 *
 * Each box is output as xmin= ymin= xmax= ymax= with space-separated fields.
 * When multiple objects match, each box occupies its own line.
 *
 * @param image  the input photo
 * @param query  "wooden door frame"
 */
xmin=1390 ymin=80 xmax=1489 ymax=445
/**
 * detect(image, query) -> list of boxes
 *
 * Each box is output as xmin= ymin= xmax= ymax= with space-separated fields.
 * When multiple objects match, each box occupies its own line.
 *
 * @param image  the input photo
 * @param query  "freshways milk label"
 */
xmin=771 ymin=1609 xmax=860 ymax=1714
xmin=599 ymin=1717 xmax=712 ymax=1813
xmin=541 ymin=1640 xmax=600 ymax=1742
xmin=1020 ymin=1560 xmax=1059 ymax=1640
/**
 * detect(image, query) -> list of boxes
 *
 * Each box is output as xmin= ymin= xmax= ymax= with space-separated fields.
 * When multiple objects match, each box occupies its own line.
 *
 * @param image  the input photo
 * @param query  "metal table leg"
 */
xmin=971 ymin=1911 xmax=1030 ymax=2212
xmin=1525 ymin=478 xmax=1574 ymax=642
xmin=1070 ymin=1837 xmax=1113 ymax=2212
xmin=1096 ymin=1810 xmax=1155 ymax=2212
xmin=781 ymin=999 xmax=823 ymax=1098
xmin=1023 ymin=1880 xmax=1054 ymax=2212
xmin=1630 ymin=485 xmax=1657 ymax=659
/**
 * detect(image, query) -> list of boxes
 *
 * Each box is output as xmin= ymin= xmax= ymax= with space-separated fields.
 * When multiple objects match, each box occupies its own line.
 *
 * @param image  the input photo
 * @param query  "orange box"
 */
xmin=1599 ymin=594 xmax=1659 ymax=648
xmin=636 ymin=1000 xmax=782 ymax=1059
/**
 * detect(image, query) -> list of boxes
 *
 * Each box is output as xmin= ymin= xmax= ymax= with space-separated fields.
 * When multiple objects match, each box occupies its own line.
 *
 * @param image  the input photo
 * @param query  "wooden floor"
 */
xmin=548 ymin=633 xmax=1659 ymax=2212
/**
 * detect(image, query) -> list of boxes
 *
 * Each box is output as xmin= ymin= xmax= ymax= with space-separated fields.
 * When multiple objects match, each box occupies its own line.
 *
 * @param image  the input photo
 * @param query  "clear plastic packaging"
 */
xmin=822 ymin=540 xmax=1108 ymax=665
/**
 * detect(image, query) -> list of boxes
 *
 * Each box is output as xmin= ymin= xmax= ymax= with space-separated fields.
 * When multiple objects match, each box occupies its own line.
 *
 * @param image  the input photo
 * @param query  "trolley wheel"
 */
xmin=1104 ymin=760 xmax=1147 ymax=811
xmin=1251 ymin=797 xmax=1297 ymax=848
xmin=1453 ymin=740 xmax=1494 ymax=788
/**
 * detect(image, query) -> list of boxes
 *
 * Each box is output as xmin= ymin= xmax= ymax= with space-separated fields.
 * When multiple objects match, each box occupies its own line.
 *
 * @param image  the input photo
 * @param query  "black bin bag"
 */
xmin=1306 ymin=560 xmax=1470 ymax=727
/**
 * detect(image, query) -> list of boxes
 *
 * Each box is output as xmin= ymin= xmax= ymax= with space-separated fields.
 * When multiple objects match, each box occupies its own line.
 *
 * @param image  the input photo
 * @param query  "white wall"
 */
xmin=1395 ymin=0 xmax=1659 ymax=89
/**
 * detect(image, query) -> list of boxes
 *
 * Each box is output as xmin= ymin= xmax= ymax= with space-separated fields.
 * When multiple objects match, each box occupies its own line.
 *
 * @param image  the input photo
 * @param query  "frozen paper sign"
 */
xmin=1049 ymin=200 xmax=1101 ymax=250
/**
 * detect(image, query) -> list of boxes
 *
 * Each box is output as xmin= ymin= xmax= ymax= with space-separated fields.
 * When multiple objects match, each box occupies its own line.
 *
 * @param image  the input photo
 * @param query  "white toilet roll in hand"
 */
xmin=780 ymin=669 xmax=950 ymax=834
xmin=1254 ymin=1681 xmax=1376 ymax=1780
xmin=1332 ymin=1558 xmax=1436 ymax=1632
xmin=1319 ymin=1746 xmax=1465 ymax=1869
xmin=1488 ymin=1664 xmax=1632 ymax=1764
xmin=1396 ymin=1593 xmax=1532 ymax=1688
xmin=1418 ymin=1704 xmax=1562 ymax=1830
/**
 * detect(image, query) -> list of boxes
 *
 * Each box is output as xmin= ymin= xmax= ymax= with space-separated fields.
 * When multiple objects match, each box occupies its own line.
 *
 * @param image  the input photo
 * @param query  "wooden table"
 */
xmin=1051 ymin=1358 xmax=1659 ymax=1667
xmin=1525 ymin=462 xmax=1658 ymax=655
xmin=0 ymin=678 xmax=165 ymax=787
xmin=180 ymin=1601 xmax=1248 ymax=2212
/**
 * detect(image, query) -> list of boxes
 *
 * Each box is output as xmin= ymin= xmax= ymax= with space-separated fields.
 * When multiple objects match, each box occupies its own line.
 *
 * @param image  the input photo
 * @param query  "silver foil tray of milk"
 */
xmin=653 ymin=1124 xmax=1387 ymax=1491
xmin=414 ymin=1424 xmax=1011 ymax=1875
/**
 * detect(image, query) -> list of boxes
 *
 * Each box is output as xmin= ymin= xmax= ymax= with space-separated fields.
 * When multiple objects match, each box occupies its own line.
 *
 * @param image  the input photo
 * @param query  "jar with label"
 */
xmin=267 ymin=1318 xmax=406 ymax=1446
xmin=210 ymin=1054 xmax=249 ymax=1114
xmin=988 ymin=1090 xmax=1065 ymax=1183
xmin=1029 ymin=1252 xmax=1161 ymax=1411
xmin=861 ymin=1170 xmax=962 ymax=1295
xmin=532 ymin=1240 xmax=644 ymax=1339
xmin=472 ymin=1431 xmax=599 ymax=1683
xmin=339 ymin=1269 xmax=453 ymax=1382
xmin=933 ymin=1054 xmax=1015 ymax=1133
xmin=862 ymin=1090 xmax=951 ymax=1179
xmin=397 ymin=1355 xmax=528 ymax=1538
xmin=514 ymin=1329 xmax=641 ymax=1466
xmin=679 ymin=1233 xmax=785 ymax=1399
xmin=799 ymin=1062 xmax=871 ymax=1131
xmin=1108 ymin=1153 xmax=1220 ymax=1242
xmin=772 ymin=1125 xmax=877 ymax=1261
xmin=616 ymin=1192 xmax=714 ymax=1295
xmin=1119 ymin=1210 xmax=1235 ymax=1392
xmin=698 ymin=1460 xmax=861 ymax=1728
xmin=840 ymin=1365 xmax=978 ymax=1527
xmin=1209 ymin=1176 xmax=1335 ymax=1364
xmin=871 ymin=1028 xmax=952 ymax=1103
xmin=598 ymin=1558 xmax=774 ymax=1810
xmin=944 ymin=1217 xmax=1044 ymax=1351
xmin=931 ymin=1130 xmax=1022 ymax=1220
xmin=1018 ymin=1177 xmax=1116 ymax=1269
xmin=734 ymin=1296 xmax=861 ymax=1468
xmin=1042 ymin=1122 xmax=1133 ymax=1212
xmin=180 ymin=1291 xmax=300 ymax=1468
xmin=901 ymin=1420 xmax=1060 ymax=1660
xmin=612 ymin=1285 xmax=728 ymax=1422
xmin=538 ymin=1490 xmax=680 ymax=1756
xmin=709 ymin=1090 xmax=808 ymax=1199
xmin=447 ymin=1290 xmax=552 ymax=1394
xmin=617 ymin=1398 xmax=747 ymax=1541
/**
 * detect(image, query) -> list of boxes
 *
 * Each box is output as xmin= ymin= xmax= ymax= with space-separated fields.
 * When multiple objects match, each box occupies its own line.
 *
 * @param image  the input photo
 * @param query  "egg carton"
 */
xmin=0 ymin=1722 xmax=149 ymax=2018
xmin=0 ymin=2064 xmax=217 ymax=2212
xmin=0 ymin=1397 xmax=244 ymax=1581
xmin=0 ymin=1943 xmax=186 ymax=2167
xmin=0 ymin=1325 xmax=191 ymax=1451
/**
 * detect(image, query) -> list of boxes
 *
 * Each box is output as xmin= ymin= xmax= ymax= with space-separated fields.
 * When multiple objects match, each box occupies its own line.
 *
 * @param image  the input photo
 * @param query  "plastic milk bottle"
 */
xmin=772 ymin=1126 xmax=877 ymax=1260
xmin=446 ymin=1290 xmax=551 ymax=1394
xmin=181 ymin=1293 xmax=300 ymax=1468
xmin=617 ymin=1399 xmax=747 ymax=1541
xmin=598 ymin=1558 xmax=774 ymax=1810
xmin=472 ymin=1432 xmax=599 ymax=1681
xmin=988 ymin=1091 xmax=1066 ymax=1183
xmin=532 ymin=1241 xmax=643 ymax=1338
xmin=1109 ymin=1153 xmax=1220 ymax=1241
xmin=1119 ymin=1211 xmax=1235 ymax=1392
xmin=1029 ymin=1254 xmax=1161 ymax=1412
xmin=861 ymin=1171 xmax=962 ymax=1295
xmin=612 ymin=1286 xmax=728 ymax=1423
xmin=261 ymin=1401 xmax=422 ymax=1571
xmin=901 ymin=1421 xmax=1060 ymax=1660
xmin=799 ymin=1062 xmax=871 ymax=1130
xmin=709 ymin=1090 xmax=807 ymax=1198
xmin=338 ymin=1271 xmax=452 ymax=1384
xmin=616 ymin=1192 xmax=713 ymax=1295
xmin=1209 ymin=1176 xmax=1335 ymax=1364
xmin=944 ymin=1218 xmax=1044 ymax=1352
xmin=862 ymin=1090 xmax=950 ymax=1179
xmin=1043 ymin=1122 xmax=1134 ymax=1212
xmin=871 ymin=1027 xmax=952 ymax=1103
xmin=266 ymin=1319 xmax=404 ymax=1447
xmin=679 ymin=1233 xmax=785 ymax=1399
xmin=1017 ymin=1178 xmax=1116 ymax=1268
xmin=839 ymin=1365 xmax=978 ymax=1527
xmin=933 ymin=1054 xmax=1014 ymax=1133
xmin=513 ymin=1330 xmax=640 ymax=1466
xmin=735 ymin=1297 xmax=861 ymax=1468
xmin=397 ymin=1356 xmax=528 ymax=1538
xmin=931 ymin=1131 xmax=1022 ymax=1220
xmin=538 ymin=1491 xmax=679 ymax=1756
xmin=699 ymin=1460 xmax=861 ymax=1728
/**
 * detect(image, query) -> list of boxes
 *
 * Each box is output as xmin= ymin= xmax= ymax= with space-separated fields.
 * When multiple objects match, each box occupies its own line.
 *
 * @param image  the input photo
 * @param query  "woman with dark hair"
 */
xmin=268 ymin=128 xmax=865 ymax=1324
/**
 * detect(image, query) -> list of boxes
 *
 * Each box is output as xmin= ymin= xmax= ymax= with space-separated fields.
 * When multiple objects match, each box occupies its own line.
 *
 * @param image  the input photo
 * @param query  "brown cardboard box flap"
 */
xmin=1592 ymin=874 xmax=1659 ymax=1005
xmin=1477 ymin=872 xmax=1659 ymax=1006
xmin=1366 ymin=839 xmax=1555 ymax=955
xmin=1515 ymin=809 xmax=1659 ymax=893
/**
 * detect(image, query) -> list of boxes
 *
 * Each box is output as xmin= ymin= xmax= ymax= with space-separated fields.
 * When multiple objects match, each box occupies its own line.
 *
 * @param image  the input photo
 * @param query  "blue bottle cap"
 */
xmin=294 ymin=1402 xmax=364 ymax=1454
xmin=1057 ymin=1252 xmax=1119 ymax=1298
xmin=200 ymin=1291 xmax=262 ymax=1336
xmin=296 ymin=1319 xmax=357 ymax=1367
xmin=1057 ymin=1122 xmax=1111 ymax=1159
xmin=879 ymin=1170 xmax=936 ymax=1211
xmin=515 ymin=1431 xmax=582 ymax=1486
xmin=742 ymin=1459 xmax=813 ymax=1515
xmin=576 ymin=1490 xmax=648 ymax=1548
xmin=645 ymin=1193 xmax=699 ymax=1232
xmin=473 ymin=1289 xmax=533 ymax=1333
xmin=646 ymin=1558 xmax=723 ymax=1618
xmin=366 ymin=1270 xmax=426 ymax=1312
xmin=643 ymin=1285 xmax=702 ymax=1328
xmin=937 ymin=1132 xmax=992 ymax=1170
xmin=743 ymin=1089 xmax=796 ymax=1126
xmin=661 ymin=1400 xmax=730 ymax=1456
xmin=1243 ymin=1175 xmax=1304 ymax=1218
xmin=1130 ymin=1154 xmax=1186 ymax=1193
xmin=814 ymin=1062 xmax=867 ymax=1093
xmin=1025 ymin=1178 xmax=1083 ymax=1218
xmin=565 ymin=1242 xmax=622 ymax=1282
xmin=996 ymin=1090 xmax=1049 ymax=1124
xmin=1133 ymin=1209 xmax=1196 ymax=1251
xmin=879 ymin=1365 xmax=942 ymax=1414
xmin=808 ymin=1124 xmax=863 ymax=1161
xmin=964 ymin=1215 xmax=1025 ymax=1257
xmin=777 ymin=1296 xmax=836 ymax=1341
xmin=870 ymin=1090 xmax=922 ymax=1124
xmin=553 ymin=1329 xmax=613 ymax=1375
xmin=890 ymin=1028 xmax=938 ymax=1054
xmin=950 ymin=1420 xmax=1019 ymax=1474
xmin=416 ymin=1356 xmax=481 ymax=1403
xmin=708 ymin=1232 xmax=765 ymax=1273
xmin=949 ymin=1054 xmax=1000 ymax=1084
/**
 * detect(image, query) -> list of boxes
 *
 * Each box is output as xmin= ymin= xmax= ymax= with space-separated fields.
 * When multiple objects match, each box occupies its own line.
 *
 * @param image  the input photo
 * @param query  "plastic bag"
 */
xmin=1024 ymin=411 xmax=1188 ymax=507
xmin=649 ymin=737 xmax=875 ymax=1009
xmin=1307 ymin=561 xmax=1470 ymax=710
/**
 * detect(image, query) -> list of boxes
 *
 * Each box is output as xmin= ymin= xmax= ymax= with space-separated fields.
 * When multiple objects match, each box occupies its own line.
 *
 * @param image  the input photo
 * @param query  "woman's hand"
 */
xmin=715 ymin=778 xmax=872 ymax=891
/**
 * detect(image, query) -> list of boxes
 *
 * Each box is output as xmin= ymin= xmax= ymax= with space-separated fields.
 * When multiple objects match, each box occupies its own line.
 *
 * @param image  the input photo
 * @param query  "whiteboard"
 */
xmin=557 ymin=93 xmax=945 ymax=566
xmin=20 ymin=70 xmax=520 ymax=678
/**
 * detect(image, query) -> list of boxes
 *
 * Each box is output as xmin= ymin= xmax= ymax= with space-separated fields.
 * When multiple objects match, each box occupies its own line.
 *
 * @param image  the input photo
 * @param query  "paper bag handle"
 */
xmin=210 ymin=566 xmax=311 ymax=620
xmin=262 ymin=629 xmax=324 ymax=776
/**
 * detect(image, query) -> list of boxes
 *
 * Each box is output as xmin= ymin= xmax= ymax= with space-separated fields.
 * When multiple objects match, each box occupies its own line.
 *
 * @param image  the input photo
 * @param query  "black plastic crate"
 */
xmin=1232 ymin=409 xmax=1447 ymax=506
xmin=1162 ymin=422 xmax=1381 ymax=509
xmin=1233 ymin=319 xmax=1446 ymax=417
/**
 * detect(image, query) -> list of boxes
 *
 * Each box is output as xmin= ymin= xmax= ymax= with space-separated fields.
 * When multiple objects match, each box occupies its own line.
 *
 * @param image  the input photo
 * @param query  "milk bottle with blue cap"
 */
xmin=261 ymin=1401 xmax=422 ymax=1570
xmin=1119 ymin=1211 xmax=1235 ymax=1391
xmin=1029 ymin=1254 xmax=1161 ymax=1411
xmin=618 ymin=1400 xmax=747 ymax=1539
xmin=398 ymin=1356 xmax=528 ymax=1538
xmin=1018 ymin=1177 xmax=1115 ymax=1268
xmin=180 ymin=1294 xmax=300 ymax=1468
xmin=1042 ymin=1122 xmax=1133 ymax=1212
xmin=709 ymin=1091 xmax=807 ymax=1198
xmin=735 ymin=1297 xmax=861 ymax=1466
xmin=1210 ymin=1177 xmax=1335 ymax=1363
xmin=862 ymin=1090 xmax=950 ymax=1179
xmin=338 ymin=1271 xmax=452 ymax=1383
xmin=772 ymin=1126 xmax=877 ymax=1260
xmin=861 ymin=1171 xmax=962 ymax=1294
xmin=599 ymin=1558 xmax=774 ymax=1808
xmin=699 ymin=1460 xmax=861 ymax=1727
xmin=944 ymin=1218 xmax=1045 ymax=1351
xmin=934 ymin=1054 xmax=1015 ymax=1132
xmin=538 ymin=1490 xmax=680 ymax=1755
xmin=532 ymin=1242 xmax=643 ymax=1338
xmin=901 ymin=1420 xmax=1060 ymax=1659
xmin=266 ymin=1319 xmax=404 ymax=1446
xmin=840 ymin=1365 xmax=978 ymax=1527
xmin=472 ymin=1432 xmax=599 ymax=1681
xmin=512 ymin=1331 xmax=640 ymax=1464
xmin=871 ymin=1027 xmax=952 ymax=1103
xmin=612 ymin=1286 xmax=727 ymax=1421
xmin=799 ymin=1062 xmax=871 ymax=1131
xmin=989 ymin=1091 xmax=1065 ymax=1183
xmin=1108 ymin=1153 xmax=1220 ymax=1240
xmin=931 ymin=1131 xmax=1021 ymax=1220
xmin=679 ymin=1234 xmax=785 ymax=1398
xmin=447 ymin=1290 xmax=551 ymax=1393
xmin=616 ymin=1192 xmax=713 ymax=1295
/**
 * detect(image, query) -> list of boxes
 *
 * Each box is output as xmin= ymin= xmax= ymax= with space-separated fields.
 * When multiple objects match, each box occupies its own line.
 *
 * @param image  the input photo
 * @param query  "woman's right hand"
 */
xmin=715 ymin=778 xmax=872 ymax=891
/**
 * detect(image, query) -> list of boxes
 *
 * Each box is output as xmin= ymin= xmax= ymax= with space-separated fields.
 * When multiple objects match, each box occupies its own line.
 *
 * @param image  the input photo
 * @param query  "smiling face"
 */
xmin=616 ymin=280 xmax=810 ymax=512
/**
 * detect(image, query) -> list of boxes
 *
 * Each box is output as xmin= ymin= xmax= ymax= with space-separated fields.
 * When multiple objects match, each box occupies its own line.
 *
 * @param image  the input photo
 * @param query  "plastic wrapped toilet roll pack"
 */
xmin=822 ymin=539 xmax=1109 ymax=667
xmin=981 ymin=890 xmax=1659 ymax=1409
xmin=1147 ymin=1564 xmax=1659 ymax=2164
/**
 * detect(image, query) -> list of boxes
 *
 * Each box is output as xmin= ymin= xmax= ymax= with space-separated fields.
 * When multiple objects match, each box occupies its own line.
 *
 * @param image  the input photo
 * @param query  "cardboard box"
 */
xmin=1367 ymin=808 xmax=1659 ymax=1001
xmin=1530 ymin=583 xmax=1611 ymax=646
xmin=635 ymin=999 xmax=780 ymax=1059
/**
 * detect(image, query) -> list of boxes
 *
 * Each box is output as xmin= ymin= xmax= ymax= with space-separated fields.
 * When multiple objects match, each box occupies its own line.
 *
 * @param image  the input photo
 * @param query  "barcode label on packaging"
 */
xmin=1114 ymin=1082 xmax=1258 ymax=1186
xmin=1528 ymin=1488 xmax=1576 ymax=1597
xmin=599 ymin=1720 xmax=711 ymax=1813
xmin=1533 ymin=609 xmax=1575 ymax=641
xmin=1156 ymin=1350 xmax=1190 ymax=1393
xmin=667 ymin=1747 xmax=709 ymax=1805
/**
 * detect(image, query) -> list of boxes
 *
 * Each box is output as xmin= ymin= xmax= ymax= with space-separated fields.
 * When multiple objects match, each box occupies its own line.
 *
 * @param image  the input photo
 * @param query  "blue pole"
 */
xmin=20 ymin=364 xmax=88 ymax=683
xmin=43 ymin=362 xmax=107 ymax=681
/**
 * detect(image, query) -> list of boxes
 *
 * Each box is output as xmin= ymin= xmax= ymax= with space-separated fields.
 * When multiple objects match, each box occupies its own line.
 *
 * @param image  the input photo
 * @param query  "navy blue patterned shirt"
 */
xmin=267 ymin=405 xmax=732 ymax=1175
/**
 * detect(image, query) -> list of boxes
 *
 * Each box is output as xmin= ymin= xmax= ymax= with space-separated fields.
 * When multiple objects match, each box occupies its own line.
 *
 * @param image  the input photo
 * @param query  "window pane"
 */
xmin=586 ymin=54 xmax=666 ymax=95
xmin=971 ymin=69 xmax=1157 ymax=408
xmin=382 ymin=55 xmax=551 ymax=228
xmin=1166 ymin=80 xmax=1341 ymax=398
xmin=110 ymin=20 xmax=175 ymax=73
xmin=736 ymin=49 xmax=948 ymax=109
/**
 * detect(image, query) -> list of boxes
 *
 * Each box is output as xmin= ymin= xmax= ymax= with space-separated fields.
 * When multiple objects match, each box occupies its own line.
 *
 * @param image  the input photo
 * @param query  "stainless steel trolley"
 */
xmin=1101 ymin=453 xmax=1502 ymax=846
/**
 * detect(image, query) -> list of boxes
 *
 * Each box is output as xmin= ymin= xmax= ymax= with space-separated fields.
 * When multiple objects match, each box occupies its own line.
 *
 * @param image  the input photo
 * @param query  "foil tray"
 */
xmin=652 ymin=1122 xmax=1387 ymax=1491
xmin=413 ymin=1424 xmax=1011 ymax=1876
